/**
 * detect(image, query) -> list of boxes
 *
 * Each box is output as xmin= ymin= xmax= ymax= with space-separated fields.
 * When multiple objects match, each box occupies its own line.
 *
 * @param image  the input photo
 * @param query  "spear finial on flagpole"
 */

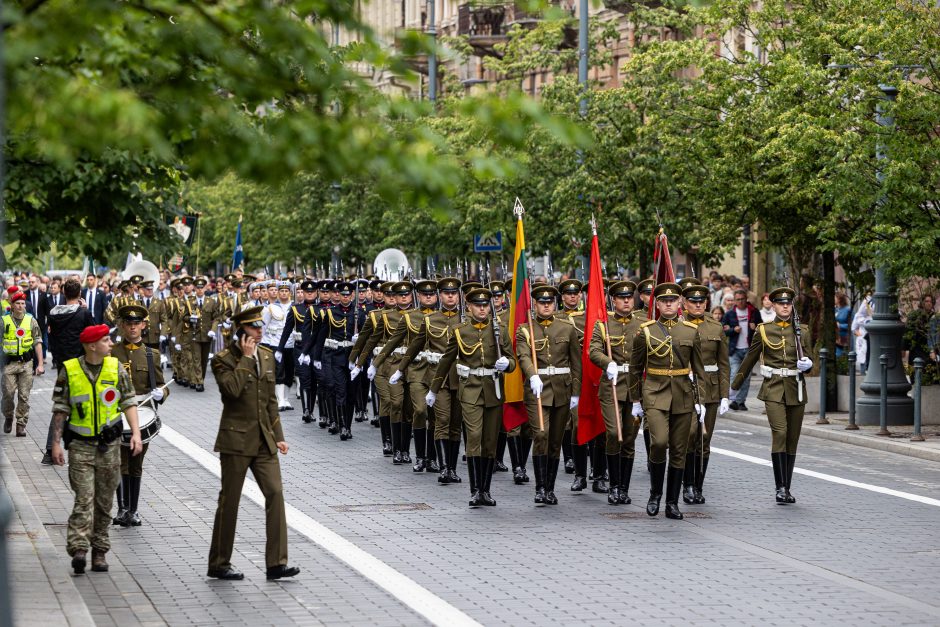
xmin=513 ymin=197 xmax=525 ymax=219
xmin=590 ymin=213 xmax=597 ymax=236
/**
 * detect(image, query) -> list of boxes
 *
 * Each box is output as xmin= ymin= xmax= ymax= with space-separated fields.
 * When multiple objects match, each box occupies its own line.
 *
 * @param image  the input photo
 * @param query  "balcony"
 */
xmin=457 ymin=4 xmax=509 ymax=57
xmin=393 ymin=28 xmax=430 ymax=75
xmin=604 ymin=0 xmax=709 ymax=13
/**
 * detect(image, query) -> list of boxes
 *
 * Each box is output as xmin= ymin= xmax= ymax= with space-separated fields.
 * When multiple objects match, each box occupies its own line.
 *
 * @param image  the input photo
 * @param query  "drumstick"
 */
xmin=137 ymin=378 xmax=175 ymax=407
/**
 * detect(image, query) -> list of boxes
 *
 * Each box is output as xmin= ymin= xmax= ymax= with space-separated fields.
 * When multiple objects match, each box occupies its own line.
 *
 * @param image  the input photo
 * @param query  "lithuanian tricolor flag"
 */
xmin=503 ymin=208 xmax=531 ymax=430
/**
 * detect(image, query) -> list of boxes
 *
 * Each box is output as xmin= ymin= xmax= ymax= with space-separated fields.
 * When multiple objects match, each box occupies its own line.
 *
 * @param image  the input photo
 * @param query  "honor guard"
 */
xmin=110 ymin=304 xmax=169 ymax=527
xmin=487 ymin=281 xmax=512 ymax=473
xmin=175 ymin=276 xmax=199 ymax=389
xmin=165 ymin=278 xmax=185 ymax=383
xmin=427 ymin=287 xmax=516 ymax=507
xmin=628 ymin=282 xmax=707 ymax=520
xmin=348 ymin=281 xmax=396 ymax=450
xmin=279 ymin=280 xmax=319 ymax=423
xmin=190 ymin=277 xmax=218 ymax=392
xmin=680 ymin=283 xmax=730 ymax=505
xmin=138 ymin=280 xmax=164 ymax=351
xmin=730 ymin=286 xmax=812 ymax=504
xmin=515 ymin=284 xmax=582 ymax=506
xmin=588 ymin=281 xmax=645 ymax=505
xmin=636 ymin=279 xmax=654 ymax=321
xmin=351 ymin=279 xmax=372 ymax=423
xmin=264 ymin=281 xmax=296 ymax=411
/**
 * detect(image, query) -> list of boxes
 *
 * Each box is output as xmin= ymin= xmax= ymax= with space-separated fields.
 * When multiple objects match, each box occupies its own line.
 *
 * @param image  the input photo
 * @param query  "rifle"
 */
xmin=785 ymin=272 xmax=806 ymax=402
xmin=489 ymin=279 xmax=503 ymax=401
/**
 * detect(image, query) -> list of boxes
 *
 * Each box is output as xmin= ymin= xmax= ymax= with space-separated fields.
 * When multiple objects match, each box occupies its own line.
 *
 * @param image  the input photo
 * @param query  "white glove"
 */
xmin=348 ymin=361 xmax=356 ymax=371
xmin=797 ymin=357 xmax=813 ymax=372
xmin=274 ymin=351 xmax=283 ymax=363
xmin=631 ymin=402 xmax=643 ymax=417
xmin=351 ymin=333 xmax=359 ymax=343
xmin=170 ymin=336 xmax=176 ymax=343
xmin=208 ymin=330 xmax=216 ymax=339
xmin=605 ymin=361 xmax=619 ymax=382
xmin=529 ymin=375 xmax=543 ymax=397
xmin=313 ymin=360 xmax=322 ymax=371
xmin=694 ymin=403 xmax=706 ymax=423
xmin=494 ymin=356 xmax=510 ymax=372
xmin=301 ymin=354 xmax=311 ymax=366
xmin=151 ymin=387 xmax=164 ymax=402
xmin=115 ymin=335 xmax=122 ymax=343
xmin=425 ymin=391 xmax=436 ymax=407
xmin=223 ymin=321 xmax=232 ymax=329
xmin=208 ymin=352 xmax=214 ymax=361
xmin=719 ymin=398 xmax=730 ymax=415
xmin=174 ymin=343 xmax=182 ymax=351
xmin=389 ymin=370 xmax=402 ymax=385
xmin=569 ymin=395 xmax=580 ymax=409
xmin=367 ymin=364 xmax=377 ymax=380
xmin=159 ymin=334 xmax=167 ymax=343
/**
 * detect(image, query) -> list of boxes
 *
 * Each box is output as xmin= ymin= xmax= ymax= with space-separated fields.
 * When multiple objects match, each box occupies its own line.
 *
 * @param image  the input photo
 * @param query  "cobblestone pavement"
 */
xmin=3 ymin=370 xmax=940 ymax=626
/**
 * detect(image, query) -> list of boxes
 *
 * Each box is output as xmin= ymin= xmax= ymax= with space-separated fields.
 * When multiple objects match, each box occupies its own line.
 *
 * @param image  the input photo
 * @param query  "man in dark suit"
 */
xmin=25 ymin=275 xmax=49 ymax=357
xmin=46 ymin=280 xmax=65 ymax=309
xmin=82 ymin=275 xmax=106 ymax=324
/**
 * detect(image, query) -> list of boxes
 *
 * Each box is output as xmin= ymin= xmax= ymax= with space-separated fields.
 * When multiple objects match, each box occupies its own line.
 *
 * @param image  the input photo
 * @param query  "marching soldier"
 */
xmin=730 ymin=286 xmax=812 ymax=504
xmin=264 ymin=281 xmax=295 ymax=411
xmin=138 ymin=280 xmax=164 ymax=352
xmin=636 ymin=279 xmax=654 ymax=321
xmin=588 ymin=281 xmax=644 ymax=505
xmin=400 ymin=277 xmax=463 ymax=483
xmin=427 ymin=287 xmax=515 ymax=507
xmin=380 ymin=279 xmax=439 ymax=473
xmin=279 ymin=280 xmax=319 ymax=423
xmin=680 ymin=283 xmax=731 ymax=505
xmin=190 ymin=277 xmax=218 ymax=392
xmin=488 ymin=280 xmax=512 ymax=473
xmin=516 ymin=284 xmax=582 ymax=506
xmin=111 ymin=304 xmax=169 ymax=527
xmin=628 ymin=282 xmax=706 ymax=520
xmin=176 ymin=276 xmax=198 ymax=389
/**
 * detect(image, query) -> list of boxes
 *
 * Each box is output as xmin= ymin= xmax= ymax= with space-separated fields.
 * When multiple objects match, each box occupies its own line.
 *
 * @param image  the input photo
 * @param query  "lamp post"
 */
xmin=427 ymin=0 xmax=437 ymax=105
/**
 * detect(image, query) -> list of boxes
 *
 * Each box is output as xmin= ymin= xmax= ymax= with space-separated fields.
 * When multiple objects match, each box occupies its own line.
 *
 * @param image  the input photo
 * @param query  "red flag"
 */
xmin=576 ymin=231 xmax=607 ymax=445
xmin=651 ymin=228 xmax=675 ymax=320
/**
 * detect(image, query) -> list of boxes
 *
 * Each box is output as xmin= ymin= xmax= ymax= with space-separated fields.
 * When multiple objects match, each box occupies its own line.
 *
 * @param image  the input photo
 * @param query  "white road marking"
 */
xmin=159 ymin=424 xmax=482 ymax=627
xmin=712 ymin=446 xmax=940 ymax=508
xmin=713 ymin=429 xmax=754 ymax=436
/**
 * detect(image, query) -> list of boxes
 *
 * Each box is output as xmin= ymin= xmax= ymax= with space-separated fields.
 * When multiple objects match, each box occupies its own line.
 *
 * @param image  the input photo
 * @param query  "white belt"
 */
xmin=292 ymin=331 xmax=302 ymax=342
xmin=373 ymin=346 xmax=384 ymax=356
xmin=393 ymin=347 xmax=408 ymax=355
xmin=325 ymin=339 xmax=353 ymax=349
xmin=615 ymin=364 xmax=630 ymax=374
xmin=761 ymin=365 xmax=800 ymax=378
xmin=419 ymin=351 xmax=443 ymax=364
xmin=537 ymin=366 xmax=570 ymax=376
xmin=456 ymin=364 xmax=496 ymax=378
xmin=703 ymin=364 xmax=719 ymax=373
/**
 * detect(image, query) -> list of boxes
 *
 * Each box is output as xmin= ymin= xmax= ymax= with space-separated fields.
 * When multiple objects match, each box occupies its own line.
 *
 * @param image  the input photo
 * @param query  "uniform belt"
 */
xmin=761 ymin=365 xmax=800 ymax=377
xmin=456 ymin=365 xmax=496 ymax=378
xmin=646 ymin=367 xmax=690 ymax=377
xmin=4 ymin=353 xmax=33 ymax=363
xmin=325 ymin=339 xmax=353 ymax=349
xmin=537 ymin=366 xmax=571 ymax=376
xmin=703 ymin=364 xmax=719 ymax=373
xmin=420 ymin=351 xmax=443 ymax=364
xmin=373 ymin=346 xmax=384 ymax=356
xmin=615 ymin=364 xmax=630 ymax=373
xmin=392 ymin=347 xmax=408 ymax=355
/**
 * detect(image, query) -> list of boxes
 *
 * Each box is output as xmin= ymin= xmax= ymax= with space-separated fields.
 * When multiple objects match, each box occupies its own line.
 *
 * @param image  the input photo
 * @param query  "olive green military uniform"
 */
xmin=2 ymin=312 xmax=41 ymax=430
xmin=350 ymin=296 xmax=395 ymax=452
xmin=191 ymin=290 xmax=219 ymax=384
xmin=110 ymin=340 xmax=169 ymax=477
xmin=52 ymin=357 xmax=136 ymax=557
xmin=208 ymin=340 xmax=288 ymax=572
xmin=140 ymin=295 xmax=164 ymax=348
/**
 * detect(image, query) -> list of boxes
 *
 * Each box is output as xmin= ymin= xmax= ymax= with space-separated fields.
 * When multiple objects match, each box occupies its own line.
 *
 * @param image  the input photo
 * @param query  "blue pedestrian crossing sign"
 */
xmin=474 ymin=232 xmax=503 ymax=253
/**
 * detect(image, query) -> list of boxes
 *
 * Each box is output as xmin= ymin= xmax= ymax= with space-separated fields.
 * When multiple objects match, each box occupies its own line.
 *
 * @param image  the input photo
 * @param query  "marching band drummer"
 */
xmin=111 ymin=304 xmax=170 ymax=527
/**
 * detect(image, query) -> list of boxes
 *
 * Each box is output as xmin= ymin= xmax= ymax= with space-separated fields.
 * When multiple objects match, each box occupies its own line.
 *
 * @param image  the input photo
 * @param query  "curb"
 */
xmin=722 ymin=411 xmax=940 ymax=464
xmin=0 ymin=445 xmax=95 ymax=627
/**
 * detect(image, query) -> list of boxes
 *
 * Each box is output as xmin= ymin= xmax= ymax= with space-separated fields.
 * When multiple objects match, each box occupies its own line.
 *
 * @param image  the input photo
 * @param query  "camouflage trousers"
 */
xmin=67 ymin=440 xmax=120 ymax=556
xmin=2 ymin=360 xmax=33 ymax=426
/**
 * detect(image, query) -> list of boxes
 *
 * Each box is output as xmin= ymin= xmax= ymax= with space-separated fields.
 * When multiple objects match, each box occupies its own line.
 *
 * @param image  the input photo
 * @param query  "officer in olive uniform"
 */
xmin=636 ymin=279 xmax=654 ymax=321
xmin=138 ymin=280 xmax=164 ymax=351
xmin=516 ymin=284 xmax=582 ymax=506
xmin=400 ymin=277 xmax=464 ymax=483
xmin=191 ymin=277 xmax=218 ymax=392
xmin=730 ymin=287 xmax=813 ymax=504
xmin=588 ymin=281 xmax=644 ymax=505
xmin=628 ymin=282 xmax=706 ymax=519
xmin=208 ymin=306 xmax=298 ymax=581
xmin=175 ymin=276 xmax=199 ymax=389
xmin=381 ymin=279 xmax=440 ymax=473
xmin=428 ymin=287 xmax=515 ymax=507
xmin=488 ymin=280 xmax=512 ymax=472
xmin=681 ymin=284 xmax=731 ymax=505
xmin=110 ymin=304 xmax=169 ymax=527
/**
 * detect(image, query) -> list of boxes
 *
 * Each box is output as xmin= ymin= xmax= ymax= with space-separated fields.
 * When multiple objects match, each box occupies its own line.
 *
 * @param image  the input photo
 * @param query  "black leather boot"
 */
xmin=683 ymin=453 xmax=696 ymax=504
xmin=619 ymin=456 xmax=633 ymax=504
xmin=338 ymin=404 xmax=351 ymax=440
xmin=570 ymin=444 xmax=587 ymax=491
xmin=467 ymin=458 xmax=482 ymax=507
xmin=127 ymin=476 xmax=143 ymax=526
xmin=519 ymin=436 xmax=532 ymax=483
xmin=426 ymin=429 xmax=439 ymax=472
xmin=643 ymin=427 xmax=652 ymax=473
xmin=532 ymin=456 xmax=546 ymax=504
xmin=647 ymin=461 xmax=666 ymax=516
xmin=562 ymin=428 xmax=574 ymax=474
xmin=785 ymin=453 xmax=796 ymax=503
xmin=494 ymin=432 xmax=508 ymax=472
xmin=344 ymin=404 xmax=354 ymax=438
xmin=412 ymin=428 xmax=427 ymax=472
xmin=480 ymin=458 xmax=496 ymax=506
xmin=544 ymin=457 xmax=560 ymax=505
xmin=448 ymin=440 xmax=462 ymax=483
xmin=435 ymin=440 xmax=451 ymax=483
xmin=606 ymin=454 xmax=621 ymax=505
xmin=400 ymin=423 xmax=412 ymax=464
xmin=590 ymin=435 xmax=608 ymax=492
xmin=392 ymin=422 xmax=403 ymax=464
xmin=380 ymin=416 xmax=393 ymax=455
xmin=694 ymin=455 xmax=709 ymax=504
xmin=507 ymin=435 xmax=521 ymax=482
xmin=665 ymin=466 xmax=684 ymax=520
xmin=113 ymin=476 xmax=129 ymax=525
xmin=328 ymin=401 xmax=340 ymax=434
xmin=772 ymin=452 xmax=788 ymax=503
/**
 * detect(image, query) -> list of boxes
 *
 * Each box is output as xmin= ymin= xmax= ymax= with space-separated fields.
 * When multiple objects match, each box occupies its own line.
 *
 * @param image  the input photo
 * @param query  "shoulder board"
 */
xmin=570 ymin=311 xmax=584 ymax=317
xmin=682 ymin=320 xmax=698 ymax=329
xmin=257 ymin=344 xmax=272 ymax=353
xmin=215 ymin=349 xmax=230 ymax=359
xmin=640 ymin=320 xmax=656 ymax=328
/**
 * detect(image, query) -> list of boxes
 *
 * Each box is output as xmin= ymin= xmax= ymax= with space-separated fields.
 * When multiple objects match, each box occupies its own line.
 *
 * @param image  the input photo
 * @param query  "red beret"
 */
xmin=79 ymin=324 xmax=110 ymax=344
xmin=6 ymin=286 xmax=19 ymax=295
xmin=9 ymin=292 xmax=25 ymax=303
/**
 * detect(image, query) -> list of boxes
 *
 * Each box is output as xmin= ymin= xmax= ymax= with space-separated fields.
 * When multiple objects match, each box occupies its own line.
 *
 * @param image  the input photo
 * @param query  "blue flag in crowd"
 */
xmin=232 ymin=218 xmax=244 ymax=271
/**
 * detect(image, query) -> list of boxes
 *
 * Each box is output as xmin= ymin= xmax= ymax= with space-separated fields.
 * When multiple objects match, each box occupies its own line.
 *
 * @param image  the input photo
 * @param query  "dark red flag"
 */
xmin=576 ymin=231 xmax=607 ymax=445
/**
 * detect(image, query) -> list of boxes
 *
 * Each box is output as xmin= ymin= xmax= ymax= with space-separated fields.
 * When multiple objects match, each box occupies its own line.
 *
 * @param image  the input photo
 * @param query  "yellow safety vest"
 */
xmin=63 ymin=357 xmax=123 ymax=437
xmin=1 ymin=299 xmax=10 ymax=314
xmin=2 ymin=313 xmax=34 ymax=356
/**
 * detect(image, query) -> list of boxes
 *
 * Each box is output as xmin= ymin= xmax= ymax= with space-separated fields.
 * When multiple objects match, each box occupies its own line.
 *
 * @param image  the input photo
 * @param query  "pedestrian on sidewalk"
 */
xmin=2 ymin=291 xmax=45 ymax=437
xmin=722 ymin=289 xmax=759 ymax=410
xmin=49 ymin=324 xmax=143 ymax=575
xmin=207 ymin=305 xmax=298 ymax=581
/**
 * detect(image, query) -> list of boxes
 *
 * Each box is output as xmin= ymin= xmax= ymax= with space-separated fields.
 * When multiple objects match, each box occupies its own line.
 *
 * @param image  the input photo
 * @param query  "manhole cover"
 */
xmin=601 ymin=511 xmax=711 ymax=520
xmin=331 ymin=503 xmax=432 ymax=513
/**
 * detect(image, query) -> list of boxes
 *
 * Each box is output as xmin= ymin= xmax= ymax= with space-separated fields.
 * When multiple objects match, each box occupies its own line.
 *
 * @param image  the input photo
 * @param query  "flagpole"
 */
xmin=594 ymin=215 xmax=621 ymax=442
xmin=515 ymin=199 xmax=545 ymax=432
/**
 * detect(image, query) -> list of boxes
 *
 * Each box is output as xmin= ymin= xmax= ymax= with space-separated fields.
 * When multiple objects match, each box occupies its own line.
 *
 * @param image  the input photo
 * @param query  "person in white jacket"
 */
xmin=262 ymin=281 xmax=295 ymax=410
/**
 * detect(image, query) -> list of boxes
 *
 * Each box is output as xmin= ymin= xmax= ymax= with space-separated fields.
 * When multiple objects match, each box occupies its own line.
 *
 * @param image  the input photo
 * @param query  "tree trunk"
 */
xmin=822 ymin=249 xmax=838 ymax=411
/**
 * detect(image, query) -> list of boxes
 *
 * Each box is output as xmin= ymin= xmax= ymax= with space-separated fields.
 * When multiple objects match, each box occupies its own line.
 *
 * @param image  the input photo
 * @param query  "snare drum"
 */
xmin=122 ymin=405 xmax=161 ymax=445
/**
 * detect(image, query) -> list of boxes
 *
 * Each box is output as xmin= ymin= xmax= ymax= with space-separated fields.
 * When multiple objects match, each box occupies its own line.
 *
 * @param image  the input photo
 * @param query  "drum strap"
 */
xmin=145 ymin=347 xmax=157 ymax=409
